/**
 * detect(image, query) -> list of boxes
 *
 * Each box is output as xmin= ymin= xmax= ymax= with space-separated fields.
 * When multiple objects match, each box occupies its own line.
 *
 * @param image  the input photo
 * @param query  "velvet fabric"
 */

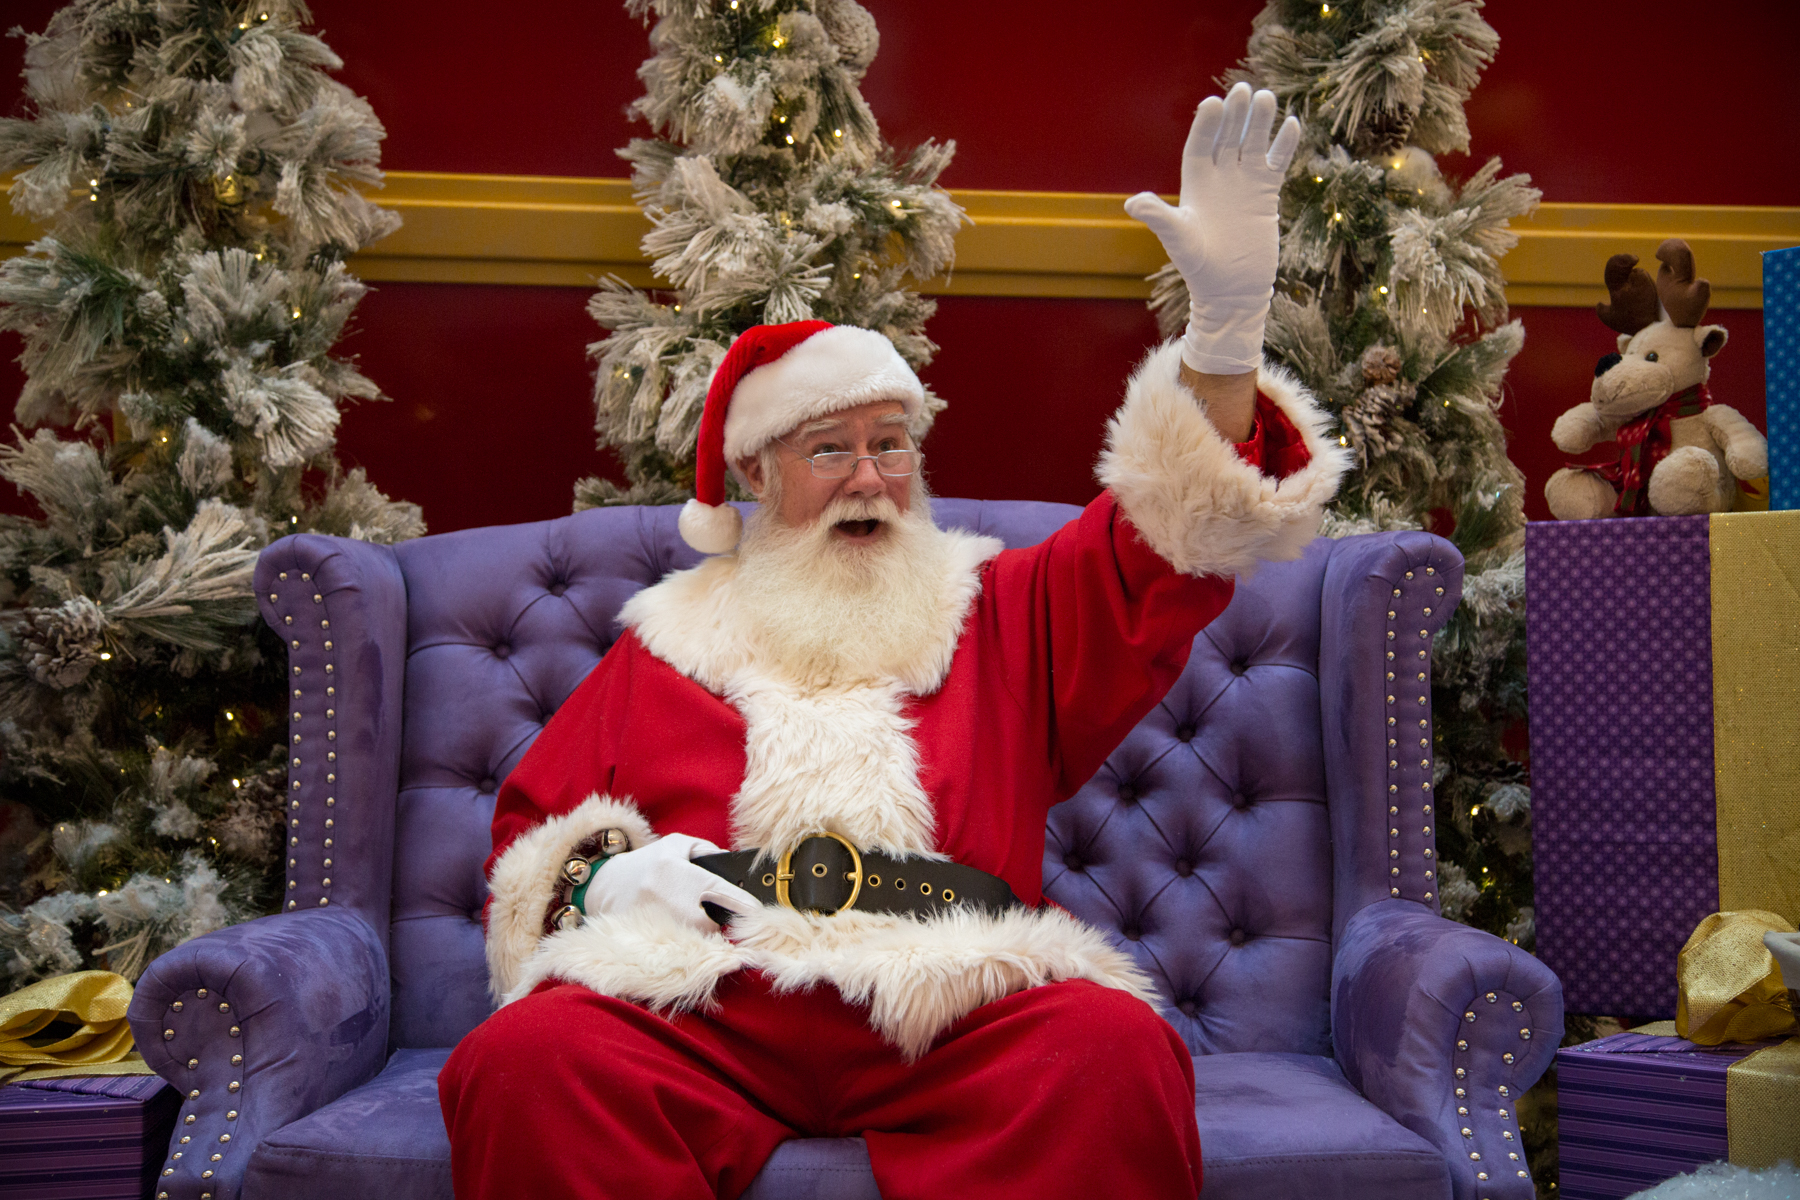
xmin=127 ymin=499 xmax=1562 ymax=1200
xmin=441 ymin=975 xmax=1201 ymax=1199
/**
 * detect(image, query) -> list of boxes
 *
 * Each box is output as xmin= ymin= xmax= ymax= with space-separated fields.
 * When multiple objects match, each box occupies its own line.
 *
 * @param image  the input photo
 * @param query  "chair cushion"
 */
xmin=242 ymin=1048 xmax=453 ymax=1200
xmin=1193 ymin=1052 xmax=1450 ymax=1199
xmin=742 ymin=1139 xmax=881 ymax=1200
xmin=243 ymin=1047 xmax=1447 ymax=1200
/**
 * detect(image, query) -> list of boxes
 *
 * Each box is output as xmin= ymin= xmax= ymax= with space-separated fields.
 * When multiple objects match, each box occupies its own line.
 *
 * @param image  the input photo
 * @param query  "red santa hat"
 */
xmin=678 ymin=321 xmax=926 ymax=553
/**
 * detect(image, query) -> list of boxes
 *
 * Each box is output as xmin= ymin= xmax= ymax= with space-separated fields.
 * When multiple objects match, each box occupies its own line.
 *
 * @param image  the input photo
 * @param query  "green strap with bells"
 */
xmin=568 ymin=858 xmax=605 ymax=915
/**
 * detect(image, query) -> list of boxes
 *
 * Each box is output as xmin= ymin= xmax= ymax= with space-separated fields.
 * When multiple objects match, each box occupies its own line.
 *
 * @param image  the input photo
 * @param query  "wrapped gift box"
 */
xmin=1558 ymin=1030 xmax=1798 ymax=1200
xmin=1527 ymin=510 xmax=1800 ymax=1017
xmin=0 ymin=1074 xmax=178 ymax=1200
xmin=1767 ymin=246 xmax=1798 ymax=510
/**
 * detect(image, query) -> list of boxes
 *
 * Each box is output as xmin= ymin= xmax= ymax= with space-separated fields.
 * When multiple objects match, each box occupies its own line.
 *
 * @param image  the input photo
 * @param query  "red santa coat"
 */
xmin=482 ymin=345 xmax=1345 ymax=1059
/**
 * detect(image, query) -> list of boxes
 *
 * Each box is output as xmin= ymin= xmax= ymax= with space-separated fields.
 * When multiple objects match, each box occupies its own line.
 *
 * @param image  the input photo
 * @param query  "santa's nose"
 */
xmin=842 ymin=456 xmax=885 ymax=494
xmin=1594 ymin=352 xmax=1621 ymax=378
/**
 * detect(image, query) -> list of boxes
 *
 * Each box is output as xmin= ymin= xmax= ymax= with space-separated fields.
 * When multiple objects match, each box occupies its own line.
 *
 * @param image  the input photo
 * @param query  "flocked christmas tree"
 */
xmin=575 ymin=0 xmax=963 ymax=507
xmin=1153 ymin=2 xmax=1540 ymax=947
xmin=0 ymin=0 xmax=421 ymax=987
xmin=1174 ymin=6 xmax=1549 ymax=1182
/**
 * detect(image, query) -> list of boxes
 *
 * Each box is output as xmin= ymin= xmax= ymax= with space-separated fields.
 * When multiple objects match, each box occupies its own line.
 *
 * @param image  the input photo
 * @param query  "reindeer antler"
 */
xmin=1655 ymin=238 xmax=1711 ymax=328
xmin=1597 ymin=253 xmax=1659 ymax=335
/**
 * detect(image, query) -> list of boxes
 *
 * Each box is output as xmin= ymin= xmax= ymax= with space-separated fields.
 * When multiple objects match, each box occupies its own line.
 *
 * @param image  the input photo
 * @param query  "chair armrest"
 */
xmin=128 ymin=909 xmax=390 ymax=1200
xmin=1319 ymin=530 xmax=1464 ymax=941
xmin=1333 ymin=899 xmax=1562 ymax=1200
xmin=256 ymin=534 xmax=407 ymax=936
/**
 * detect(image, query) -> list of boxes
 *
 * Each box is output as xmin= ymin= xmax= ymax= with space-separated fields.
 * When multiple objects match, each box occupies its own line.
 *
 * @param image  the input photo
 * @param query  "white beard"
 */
xmin=731 ymin=487 xmax=956 ymax=691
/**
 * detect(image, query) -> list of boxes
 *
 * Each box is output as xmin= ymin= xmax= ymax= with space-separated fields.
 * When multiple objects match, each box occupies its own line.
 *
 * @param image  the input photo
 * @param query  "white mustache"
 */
xmin=820 ymin=494 xmax=902 ymax=526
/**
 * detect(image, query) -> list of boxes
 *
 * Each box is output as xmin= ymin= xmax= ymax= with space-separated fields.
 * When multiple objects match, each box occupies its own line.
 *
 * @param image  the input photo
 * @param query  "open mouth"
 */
xmin=834 ymin=518 xmax=882 ymax=539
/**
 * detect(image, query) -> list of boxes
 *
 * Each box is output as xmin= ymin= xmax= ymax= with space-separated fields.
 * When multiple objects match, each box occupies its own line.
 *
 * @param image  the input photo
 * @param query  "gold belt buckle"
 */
xmin=776 ymin=832 xmax=863 ymax=915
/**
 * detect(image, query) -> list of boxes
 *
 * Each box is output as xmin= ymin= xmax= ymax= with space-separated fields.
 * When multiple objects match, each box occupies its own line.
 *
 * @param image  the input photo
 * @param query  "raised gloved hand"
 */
xmin=1125 ymin=82 xmax=1301 ymax=375
xmin=581 ymin=832 xmax=762 ymax=935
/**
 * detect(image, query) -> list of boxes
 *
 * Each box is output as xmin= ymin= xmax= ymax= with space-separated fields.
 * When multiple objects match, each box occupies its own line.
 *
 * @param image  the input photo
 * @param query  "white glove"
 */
xmin=581 ymin=833 xmax=762 ymax=935
xmin=1125 ymin=82 xmax=1301 ymax=375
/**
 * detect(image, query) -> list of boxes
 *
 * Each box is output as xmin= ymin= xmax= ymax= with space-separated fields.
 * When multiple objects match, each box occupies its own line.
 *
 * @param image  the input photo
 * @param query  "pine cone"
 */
xmin=1359 ymin=344 xmax=1403 ymax=385
xmin=817 ymin=0 xmax=879 ymax=79
xmin=1339 ymin=379 xmax=1415 ymax=465
xmin=18 ymin=597 xmax=108 ymax=689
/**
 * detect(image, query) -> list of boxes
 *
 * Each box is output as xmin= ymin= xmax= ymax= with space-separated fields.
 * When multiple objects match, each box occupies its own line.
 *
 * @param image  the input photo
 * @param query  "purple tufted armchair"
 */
xmin=127 ymin=500 xmax=1560 ymax=1200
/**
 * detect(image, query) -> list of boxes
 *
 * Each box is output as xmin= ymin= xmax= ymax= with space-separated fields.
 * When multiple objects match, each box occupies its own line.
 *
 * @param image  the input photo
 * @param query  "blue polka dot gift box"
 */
xmin=1767 ymin=246 xmax=1800 ymax=510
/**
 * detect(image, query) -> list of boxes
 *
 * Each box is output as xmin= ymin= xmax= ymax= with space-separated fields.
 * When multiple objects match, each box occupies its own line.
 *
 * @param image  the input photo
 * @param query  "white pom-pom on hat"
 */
xmin=680 ymin=321 xmax=923 ymax=553
xmin=677 ymin=498 xmax=743 ymax=556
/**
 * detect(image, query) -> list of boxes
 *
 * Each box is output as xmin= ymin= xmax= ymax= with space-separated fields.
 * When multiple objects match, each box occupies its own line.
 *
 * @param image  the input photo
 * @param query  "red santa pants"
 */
xmin=439 ymin=970 xmax=1202 ymax=1200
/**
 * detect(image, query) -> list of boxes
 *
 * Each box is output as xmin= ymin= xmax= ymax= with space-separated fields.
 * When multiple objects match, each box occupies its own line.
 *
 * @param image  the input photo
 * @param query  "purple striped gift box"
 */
xmin=0 ymin=1074 xmax=179 ymax=1200
xmin=1556 ymin=1030 xmax=1776 ymax=1199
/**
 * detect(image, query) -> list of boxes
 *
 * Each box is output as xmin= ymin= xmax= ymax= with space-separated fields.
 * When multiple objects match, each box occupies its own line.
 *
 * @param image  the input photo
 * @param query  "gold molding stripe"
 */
xmin=4 ymin=171 xmax=1796 ymax=307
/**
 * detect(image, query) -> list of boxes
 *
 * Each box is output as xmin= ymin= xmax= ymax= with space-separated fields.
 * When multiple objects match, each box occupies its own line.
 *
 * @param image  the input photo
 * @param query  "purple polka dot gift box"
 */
xmin=1526 ymin=510 xmax=1800 ymax=1019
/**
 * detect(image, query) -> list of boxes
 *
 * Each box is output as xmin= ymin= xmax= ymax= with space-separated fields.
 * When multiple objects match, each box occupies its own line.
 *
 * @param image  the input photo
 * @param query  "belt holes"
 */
xmin=919 ymin=882 xmax=932 ymax=896
xmin=761 ymin=873 xmax=775 ymax=887
xmin=942 ymin=888 xmax=956 ymax=903
xmin=867 ymin=875 xmax=881 ymax=887
xmin=895 ymin=878 xmax=906 ymax=890
xmin=811 ymin=863 xmax=829 ymax=878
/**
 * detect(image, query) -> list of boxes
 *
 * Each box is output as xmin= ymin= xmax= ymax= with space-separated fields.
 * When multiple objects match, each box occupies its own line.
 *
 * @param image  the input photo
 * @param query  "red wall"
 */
xmin=4 ymin=1 xmax=1795 ymax=529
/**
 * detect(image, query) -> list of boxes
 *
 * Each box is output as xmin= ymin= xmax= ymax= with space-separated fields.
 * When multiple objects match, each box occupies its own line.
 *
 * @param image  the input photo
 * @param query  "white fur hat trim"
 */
xmin=721 ymin=325 xmax=923 ymax=463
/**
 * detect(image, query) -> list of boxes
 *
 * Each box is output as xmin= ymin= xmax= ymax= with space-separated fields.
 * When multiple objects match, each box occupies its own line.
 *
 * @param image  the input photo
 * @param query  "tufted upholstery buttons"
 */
xmin=1177 ymin=999 xmax=1200 ymax=1017
xmin=1116 ymin=784 xmax=1138 ymax=804
xmin=548 ymin=582 xmax=568 ymax=597
xmin=1232 ymin=792 xmax=1250 ymax=810
xmin=1062 ymin=853 xmax=1085 ymax=872
xmin=1229 ymin=928 xmax=1248 ymax=946
xmin=493 ymin=644 xmax=511 ymax=659
xmin=1175 ymin=724 xmax=1195 ymax=742
xmin=1121 ymin=925 xmax=1142 ymax=941
xmin=1229 ymin=660 xmax=1248 ymax=676
xmin=1175 ymin=859 xmax=1193 ymax=877
xmin=479 ymin=778 xmax=498 ymax=794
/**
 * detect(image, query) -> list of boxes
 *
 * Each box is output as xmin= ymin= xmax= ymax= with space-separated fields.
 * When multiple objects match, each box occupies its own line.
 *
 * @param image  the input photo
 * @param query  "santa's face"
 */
xmin=741 ymin=400 xmax=914 ymax=542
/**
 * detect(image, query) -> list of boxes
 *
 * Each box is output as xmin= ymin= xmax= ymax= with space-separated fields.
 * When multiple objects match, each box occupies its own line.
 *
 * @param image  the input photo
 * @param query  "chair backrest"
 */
xmin=259 ymin=500 xmax=1461 ymax=1055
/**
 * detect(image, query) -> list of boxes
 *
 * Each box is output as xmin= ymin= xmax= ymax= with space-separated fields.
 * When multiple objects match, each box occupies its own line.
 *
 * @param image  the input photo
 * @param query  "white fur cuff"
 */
xmin=484 ymin=793 xmax=658 ymax=1002
xmin=1097 ymin=340 xmax=1350 ymax=578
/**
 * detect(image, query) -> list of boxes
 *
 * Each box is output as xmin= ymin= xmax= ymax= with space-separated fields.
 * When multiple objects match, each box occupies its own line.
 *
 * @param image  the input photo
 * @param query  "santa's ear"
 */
xmin=1696 ymin=324 xmax=1728 ymax=358
xmin=738 ymin=454 xmax=766 ymax=498
xmin=1617 ymin=333 xmax=1633 ymax=355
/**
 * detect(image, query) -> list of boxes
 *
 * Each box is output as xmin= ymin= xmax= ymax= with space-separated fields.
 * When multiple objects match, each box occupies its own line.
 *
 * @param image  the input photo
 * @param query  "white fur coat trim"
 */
xmin=504 ymin=902 xmax=1159 ymax=1061
xmin=618 ymin=526 xmax=1002 ymax=859
xmin=484 ymin=793 xmax=657 ymax=1002
xmin=1098 ymin=340 xmax=1351 ymax=578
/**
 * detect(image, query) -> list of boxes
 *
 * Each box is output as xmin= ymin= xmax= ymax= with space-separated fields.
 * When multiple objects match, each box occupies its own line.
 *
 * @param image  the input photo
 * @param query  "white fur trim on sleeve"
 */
xmin=484 ymin=793 xmax=657 ymax=1003
xmin=1097 ymin=340 xmax=1351 ymax=578
xmin=501 ymin=907 xmax=753 ymax=1013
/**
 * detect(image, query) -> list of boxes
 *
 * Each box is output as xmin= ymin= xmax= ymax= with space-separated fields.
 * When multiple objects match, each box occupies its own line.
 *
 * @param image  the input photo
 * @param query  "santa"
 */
xmin=440 ymin=84 xmax=1347 ymax=1199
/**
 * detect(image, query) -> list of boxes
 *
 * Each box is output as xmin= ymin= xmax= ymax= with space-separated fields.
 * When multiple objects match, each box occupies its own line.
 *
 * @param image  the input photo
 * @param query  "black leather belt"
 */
xmin=694 ymin=832 xmax=1024 ymax=920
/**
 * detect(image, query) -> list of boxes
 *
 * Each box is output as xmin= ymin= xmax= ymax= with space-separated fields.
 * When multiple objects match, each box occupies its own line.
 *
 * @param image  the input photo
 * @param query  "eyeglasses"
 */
xmin=776 ymin=439 xmax=923 ymax=480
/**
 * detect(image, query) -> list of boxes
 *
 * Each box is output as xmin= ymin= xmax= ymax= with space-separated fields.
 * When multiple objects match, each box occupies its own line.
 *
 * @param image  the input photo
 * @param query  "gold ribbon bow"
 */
xmin=1676 ymin=910 xmax=1799 ymax=1046
xmin=0 ymin=970 xmax=156 ymax=1083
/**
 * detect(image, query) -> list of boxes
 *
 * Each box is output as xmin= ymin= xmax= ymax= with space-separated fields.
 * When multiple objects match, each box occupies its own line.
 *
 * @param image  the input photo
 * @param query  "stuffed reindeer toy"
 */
xmin=1544 ymin=238 xmax=1767 ymax=519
